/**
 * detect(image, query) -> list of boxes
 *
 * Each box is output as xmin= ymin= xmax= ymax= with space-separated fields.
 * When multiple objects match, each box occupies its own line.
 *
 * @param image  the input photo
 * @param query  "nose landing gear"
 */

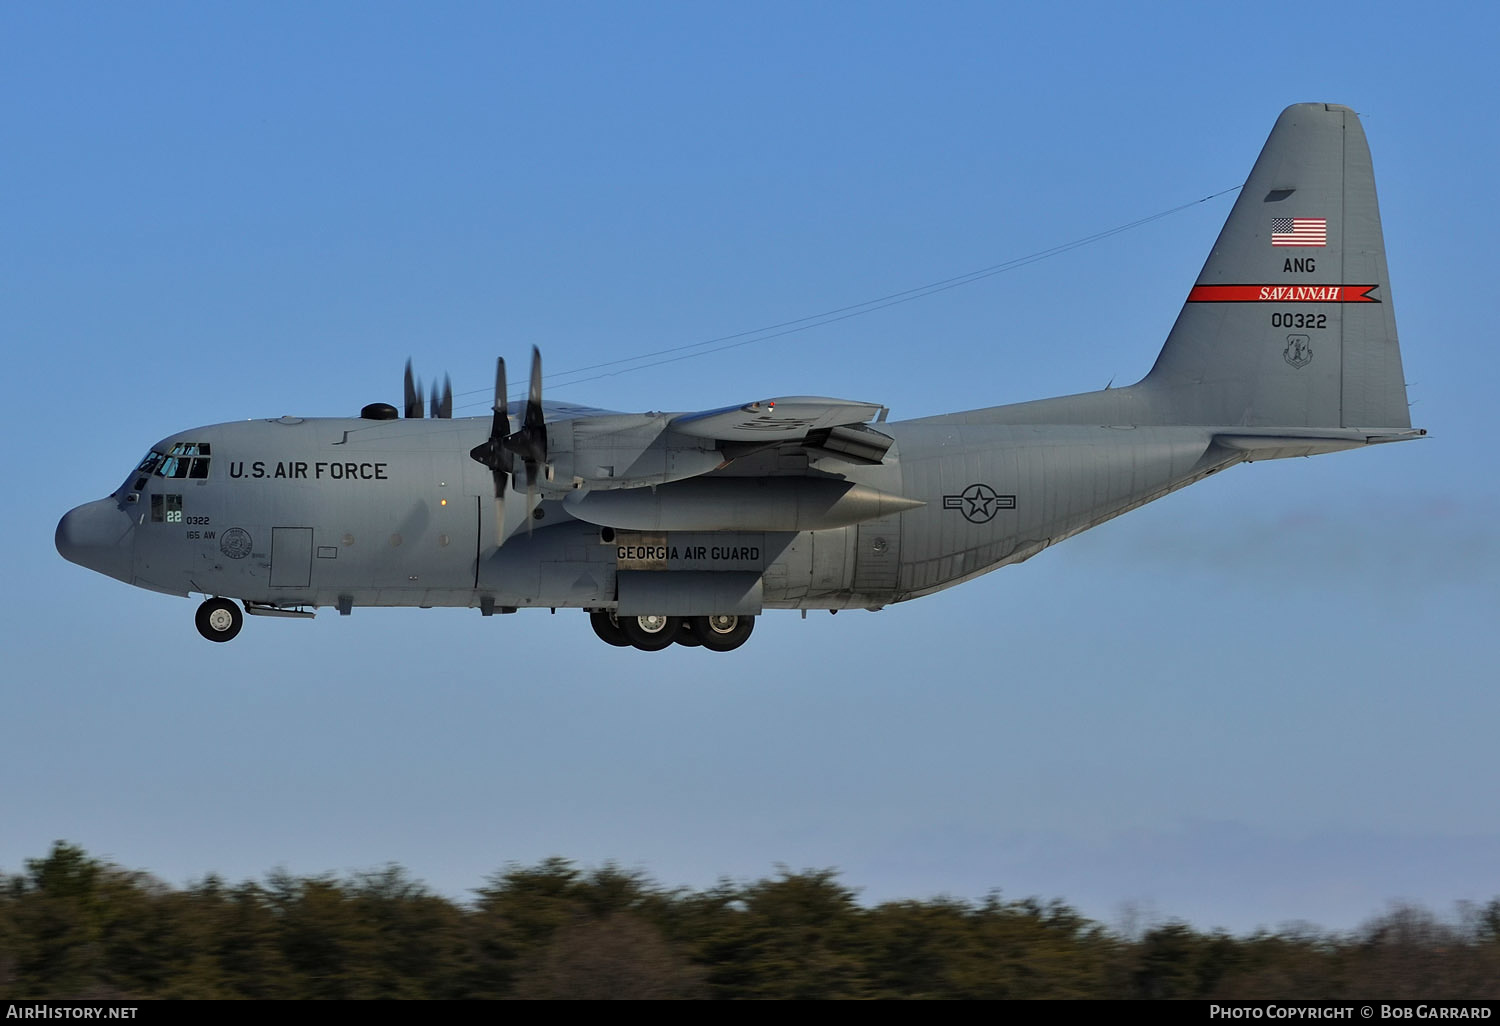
xmin=195 ymin=597 xmax=244 ymax=642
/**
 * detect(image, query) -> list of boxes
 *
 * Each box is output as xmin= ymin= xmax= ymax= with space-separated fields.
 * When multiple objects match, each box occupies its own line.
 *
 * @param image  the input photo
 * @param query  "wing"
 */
xmin=669 ymin=395 xmax=894 ymax=465
xmin=671 ymin=396 xmax=882 ymax=440
xmin=541 ymin=398 xmax=622 ymax=419
xmin=534 ymin=394 xmax=897 ymax=507
xmin=560 ymin=395 xmax=913 ymax=531
xmin=463 ymin=350 xmax=903 ymax=547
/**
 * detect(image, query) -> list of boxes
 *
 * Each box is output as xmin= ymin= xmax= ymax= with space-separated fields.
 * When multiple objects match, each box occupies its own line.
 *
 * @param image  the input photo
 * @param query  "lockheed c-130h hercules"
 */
xmin=56 ymin=103 xmax=1422 ymax=652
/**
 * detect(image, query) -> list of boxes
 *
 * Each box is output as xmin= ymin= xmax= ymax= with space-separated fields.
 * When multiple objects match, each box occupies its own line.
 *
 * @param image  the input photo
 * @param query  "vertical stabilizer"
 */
xmin=1143 ymin=103 xmax=1409 ymax=429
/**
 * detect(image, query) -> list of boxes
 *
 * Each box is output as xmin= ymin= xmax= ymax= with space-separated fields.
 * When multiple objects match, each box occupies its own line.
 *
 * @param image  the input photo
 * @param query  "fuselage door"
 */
xmin=853 ymin=516 xmax=901 ymax=597
xmin=270 ymin=527 xmax=313 ymax=588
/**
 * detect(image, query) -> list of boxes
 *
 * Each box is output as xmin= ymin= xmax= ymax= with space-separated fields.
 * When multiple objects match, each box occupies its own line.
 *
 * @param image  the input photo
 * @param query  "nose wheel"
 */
xmin=195 ymin=598 xmax=244 ymax=642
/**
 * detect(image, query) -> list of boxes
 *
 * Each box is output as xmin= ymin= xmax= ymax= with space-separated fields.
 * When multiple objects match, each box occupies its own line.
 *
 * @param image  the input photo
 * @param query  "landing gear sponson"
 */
xmin=589 ymin=609 xmax=754 ymax=652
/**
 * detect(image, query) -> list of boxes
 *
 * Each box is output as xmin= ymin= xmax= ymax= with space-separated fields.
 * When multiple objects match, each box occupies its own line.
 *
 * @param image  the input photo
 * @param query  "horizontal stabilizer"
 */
xmin=1214 ymin=427 xmax=1425 ymax=460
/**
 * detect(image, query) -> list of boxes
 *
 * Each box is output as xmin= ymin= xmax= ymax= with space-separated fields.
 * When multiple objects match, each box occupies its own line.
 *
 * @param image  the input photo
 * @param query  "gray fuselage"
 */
xmin=61 ymin=391 xmax=1236 ymax=618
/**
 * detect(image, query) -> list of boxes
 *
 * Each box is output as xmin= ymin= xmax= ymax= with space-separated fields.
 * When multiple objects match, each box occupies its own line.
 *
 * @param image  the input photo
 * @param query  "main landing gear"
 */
xmin=589 ymin=610 xmax=755 ymax=652
xmin=195 ymin=597 xmax=243 ymax=642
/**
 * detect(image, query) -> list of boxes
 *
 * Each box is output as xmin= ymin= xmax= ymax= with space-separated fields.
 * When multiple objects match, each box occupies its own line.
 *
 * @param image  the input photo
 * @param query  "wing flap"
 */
xmin=801 ymin=424 xmax=894 ymax=465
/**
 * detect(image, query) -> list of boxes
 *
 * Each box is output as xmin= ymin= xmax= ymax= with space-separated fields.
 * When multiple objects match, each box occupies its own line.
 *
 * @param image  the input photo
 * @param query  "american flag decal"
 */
xmin=1271 ymin=217 xmax=1327 ymax=247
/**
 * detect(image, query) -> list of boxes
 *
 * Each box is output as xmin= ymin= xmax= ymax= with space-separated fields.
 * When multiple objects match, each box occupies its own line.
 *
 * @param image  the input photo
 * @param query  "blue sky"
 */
xmin=4 ymin=2 xmax=1497 ymax=935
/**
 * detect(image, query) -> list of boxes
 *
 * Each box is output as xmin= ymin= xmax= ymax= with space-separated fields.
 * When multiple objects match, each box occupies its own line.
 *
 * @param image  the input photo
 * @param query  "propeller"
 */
xmin=510 ymin=347 xmax=548 ymax=522
xmin=404 ymin=362 xmax=452 ymax=419
xmin=468 ymin=348 xmax=548 ymax=543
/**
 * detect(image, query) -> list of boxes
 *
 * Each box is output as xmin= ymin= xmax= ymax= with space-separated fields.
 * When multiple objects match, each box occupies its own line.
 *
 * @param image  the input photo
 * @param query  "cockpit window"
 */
xmin=151 ymin=442 xmax=212 ymax=480
xmin=137 ymin=451 xmax=166 ymax=475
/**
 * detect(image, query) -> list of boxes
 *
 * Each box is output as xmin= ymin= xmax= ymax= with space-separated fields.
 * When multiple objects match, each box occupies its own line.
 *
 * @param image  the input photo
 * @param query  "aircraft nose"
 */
xmin=56 ymin=498 xmax=136 ymax=584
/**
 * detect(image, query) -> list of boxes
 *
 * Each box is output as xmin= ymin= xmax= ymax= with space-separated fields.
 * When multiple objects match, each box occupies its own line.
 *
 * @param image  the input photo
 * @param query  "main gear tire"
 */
xmin=622 ymin=614 xmax=681 ymax=652
xmin=589 ymin=610 xmax=631 ymax=647
xmin=692 ymin=614 xmax=754 ymax=652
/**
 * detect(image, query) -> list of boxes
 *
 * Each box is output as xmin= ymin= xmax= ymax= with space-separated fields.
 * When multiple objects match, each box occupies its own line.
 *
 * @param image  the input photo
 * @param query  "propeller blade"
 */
xmin=524 ymin=346 xmax=546 ymax=443
xmin=522 ymin=347 xmax=547 ymax=535
xmin=490 ymin=360 xmax=511 ymax=543
xmin=404 ymin=360 xmax=418 ymax=418
xmin=526 ymin=346 xmax=543 ymax=424
xmin=430 ymin=380 xmax=440 ymax=420
xmin=496 ymin=358 xmax=508 ymax=416
xmin=492 ymin=358 xmax=512 ymax=472
xmin=504 ymin=346 xmax=549 ymax=467
xmin=439 ymin=375 xmax=453 ymax=419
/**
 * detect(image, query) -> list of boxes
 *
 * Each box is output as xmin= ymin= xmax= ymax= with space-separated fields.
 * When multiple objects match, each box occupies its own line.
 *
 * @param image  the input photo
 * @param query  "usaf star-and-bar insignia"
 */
xmin=942 ymin=483 xmax=1016 ymax=524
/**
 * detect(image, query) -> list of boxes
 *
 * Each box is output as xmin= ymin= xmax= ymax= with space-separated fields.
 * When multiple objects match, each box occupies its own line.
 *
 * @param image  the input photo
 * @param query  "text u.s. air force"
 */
xmin=227 ymin=460 xmax=389 ymax=481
